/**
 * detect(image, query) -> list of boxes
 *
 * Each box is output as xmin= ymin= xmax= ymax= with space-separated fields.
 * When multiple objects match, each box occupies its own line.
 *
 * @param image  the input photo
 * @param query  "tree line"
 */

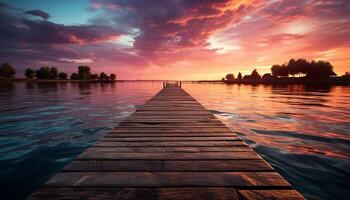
xmin=223 ymin=58 xmax=346 ymax=81
xmin=0 ymin=63 xmax=116 ymax=81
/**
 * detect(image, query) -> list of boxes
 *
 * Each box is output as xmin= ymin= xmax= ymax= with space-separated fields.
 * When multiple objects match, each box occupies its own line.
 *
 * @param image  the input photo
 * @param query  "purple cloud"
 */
xmin=25 ymin=9 xmax=50 ymax=20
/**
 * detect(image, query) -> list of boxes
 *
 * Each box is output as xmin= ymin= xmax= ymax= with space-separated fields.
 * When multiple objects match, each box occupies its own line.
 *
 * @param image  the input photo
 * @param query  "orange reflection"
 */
xmin=184 ymin=83 xmax=350 ymax=159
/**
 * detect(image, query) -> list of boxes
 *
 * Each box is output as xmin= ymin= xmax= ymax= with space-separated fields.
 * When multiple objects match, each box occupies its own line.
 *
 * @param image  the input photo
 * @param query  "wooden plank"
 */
xmin=63 ymin=160 xmax=273 ymax=172
xmin=122 ymin=119 xmax=221 ymax=123
xmin=111 ymin=127 xmax=232 ymax=133
xmin=99 ymin=136 xmax=241 ymax=142
xmin=131 ymin=112 xmax=212 ymax=116
xmin=118 ymin=124 xmax=227 ymax=128
xmin=44 ymin=172 xmax=291 ymax=187
xmin=104 ymin=133 xmax=235 ymax=137
xmin=77 ymin=152 xmax=261 ymax=160
xmin=29 ymin=188 xmax=239 ymax=200
xmin=93 ymin=141 xmax=248 ymax=147
xmin=238 ymin=190 xmax=306 ymax=200
xmin=74 ymin=146 xmax=253 ymax=153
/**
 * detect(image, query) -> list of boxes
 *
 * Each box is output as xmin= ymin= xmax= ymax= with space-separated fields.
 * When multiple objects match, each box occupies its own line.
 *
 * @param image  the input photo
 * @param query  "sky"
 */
xmin=0 ymin=0 xmax=349 ymax=80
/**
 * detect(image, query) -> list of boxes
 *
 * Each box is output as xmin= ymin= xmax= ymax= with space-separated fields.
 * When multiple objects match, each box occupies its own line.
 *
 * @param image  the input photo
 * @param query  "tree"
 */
xmin=110 ymin=73 xmax=116 ymax=81
xmin=70 ymin=73 xmax=79 ymax=80
xmin=237 ymin=72 xmax=242 ymax=80
xmin=225 ymin=73 xmax=234 ymax=81
xmin=271 ymin=58 xmax=337 ymax=79
xmin=99 ymin=72 xmax=108 ymax=80
xmin=306 ymin=60 xmax=336 ymax=79
xmin=288 ymin=58 xmax=308 ymax=76
xmin=25 ymin=68 xmax=35 ymax=79
xmin=78 ymin=66 xmax=91 ymax=80
xmin=250 ymin=69 xmax=261 ymax=79
xmin=262 ymin=73 xmax=273 ymax=79
xmin=243 ymin=75 xmax=252 ymax=79
xmin=271 ymin=64 xmax=288 ymax=77
xmin=58 ymin=72 xmax=68 ymax=80
xmin=36 ymin=67 xmax=52 ymax=79
xmin=50 ymin=67 xmax=58 ymax=79
xmin=90 ymin=74 xmax=98 ymax=80
xmin=0 ymin=63 xmax=16 ymax=78
xmin=342 ymin=72 xmax=350 ymax=79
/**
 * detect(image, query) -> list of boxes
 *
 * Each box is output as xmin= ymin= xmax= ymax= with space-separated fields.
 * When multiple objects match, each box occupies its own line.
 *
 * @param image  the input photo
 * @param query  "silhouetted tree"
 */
xmin=36 ymin=67 xmax=57 ymax=79
xmin=110 ymin=73 xmax=116 ymax=81
xmin=25 ymin=68 xmax=35 ymax=79
xmin=306 ymin=60 xmax=336 ymax=79
xmin=250 ymin=69 xmax=261 ymax=79
xmin=225 ymin=73 xmax=234 ymax=81
xmin=0 ymin=63 xmax=16 ymax=78
xmin=50 ymin=67 xmax=58 ymax=79
xmin=342 ymin=72 xmax=350 ymax=79
xmin=237 ymin=72 xmax=242 ymax=80
xmin=221 ymin=78 xmax=225 ymax=81
xmin=262 ymin=73 xmax=273 ymax=79
xmin=70 ymin=73 xmax=79 ymax=80
xmin=271 ymin=58 xmax=336 ymax=79
xmin=271 ymin=64 xmax=288 ymax=77
xmin=243 ymin=75 xmax=252 ymax=79
xmin=78 ymin=66 xmax=91 ymax=80
xmin=58 ymin=72 xmax=68 ymax=80
xmin=99 ymin=72 xmax=108 ymax=80
xmin=288 ymin=58 xmax=308 ymax=76
xmin=90 ymin=74 xmax=98 ymax=80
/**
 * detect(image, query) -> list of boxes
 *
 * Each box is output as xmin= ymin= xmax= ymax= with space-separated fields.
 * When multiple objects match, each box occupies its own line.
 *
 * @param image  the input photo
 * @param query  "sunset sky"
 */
xmin=0 ymin=0 xmax=349 ymax=80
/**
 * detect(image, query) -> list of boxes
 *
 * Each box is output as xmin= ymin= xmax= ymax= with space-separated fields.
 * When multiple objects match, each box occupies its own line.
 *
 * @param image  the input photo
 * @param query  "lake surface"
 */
xmin=0 ymin=82 xmax=349 ymax=199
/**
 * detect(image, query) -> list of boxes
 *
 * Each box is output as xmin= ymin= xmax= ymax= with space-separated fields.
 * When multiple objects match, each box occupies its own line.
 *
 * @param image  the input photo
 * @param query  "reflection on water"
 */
xmin=0 ymin=82 xmax=349 ymax=200
xmin=184 ymin=83 xmax=350 ymax=200
xmin=0 ymin=82 xmax=161 ymax=199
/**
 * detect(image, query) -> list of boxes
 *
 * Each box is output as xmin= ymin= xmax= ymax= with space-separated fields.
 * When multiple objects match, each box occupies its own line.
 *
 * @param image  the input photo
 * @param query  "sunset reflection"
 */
xmin=184 ymin=83 xmax=350 ymax=159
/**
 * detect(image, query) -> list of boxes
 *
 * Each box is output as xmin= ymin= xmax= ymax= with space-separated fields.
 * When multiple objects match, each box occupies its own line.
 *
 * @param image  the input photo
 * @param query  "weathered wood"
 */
xmin=44 ymin=172 xmax=291 ymax=187
xmin=104 ymin=133 xmax=235 ymax=137
xmin=238 ymin=190 xmax=306 ymax=200
xmin=77 ymin=151 xmax=261 ymax=160
xmin=63 ymin=160 xmax=273 ymax=172
xmin=93 ymin=141 xmax=248 ymax=147
xmin=76 ymin=147 xmax=255 ymax=154
xmin=80 ymin=146 xmax=254 ymax=153
xmin=29 ymin=188 xmax=239 ymax=200
xmin=111 ymin=127 xmax=232 ymax=133
xmin=29 ymin=84 xmax=304 ymax=200
xmin=99 ymin=136 xmax=241 ymax=142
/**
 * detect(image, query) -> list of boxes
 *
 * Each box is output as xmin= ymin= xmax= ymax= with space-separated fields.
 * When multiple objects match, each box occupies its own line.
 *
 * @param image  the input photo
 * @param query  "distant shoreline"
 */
xmin=1 ymin=77 xmax=350 ymax=85
xmin=221 ymin=77 xmax=350 ymax=86
xmin=0 ymin=77 xmax=117 ymax=83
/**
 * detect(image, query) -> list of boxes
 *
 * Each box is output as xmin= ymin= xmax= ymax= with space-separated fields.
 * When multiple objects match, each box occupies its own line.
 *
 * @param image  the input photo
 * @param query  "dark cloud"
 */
xmin=261 ymin=0 xmax=309 ymax=21
xmin=25 ymin=9 xmax=50 ymax=20
xmin=0 ymin=2 xmax=125 ymax=72
xmin=0 ymin=2 xmax=9 ymax=8
xmin=21 ymin=19 xmax=123 ymax=44
xmin=0 ymin=7 xmax=123 ymax=45
xmin=92 ymin=0 xmax=259 ymax=59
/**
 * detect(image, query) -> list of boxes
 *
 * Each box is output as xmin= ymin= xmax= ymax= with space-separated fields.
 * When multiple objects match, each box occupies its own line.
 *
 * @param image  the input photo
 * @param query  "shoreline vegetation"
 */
xmin=1 ymin=58 xmax=349 ymax=85
xmin=0 ymin=64 xmax=116 ymax=82
xmin=221 ymin=58 xmax=350 ymax=85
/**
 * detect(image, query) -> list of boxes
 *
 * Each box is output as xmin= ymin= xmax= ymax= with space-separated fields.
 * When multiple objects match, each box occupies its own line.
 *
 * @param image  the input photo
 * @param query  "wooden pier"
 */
xmin=29 ymin=84 xmax=305 ymax=200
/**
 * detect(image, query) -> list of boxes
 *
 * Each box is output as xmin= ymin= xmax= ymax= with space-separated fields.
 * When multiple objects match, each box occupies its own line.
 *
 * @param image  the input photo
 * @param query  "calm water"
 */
xmin=0 ymin=82 xmax=349 ymax=199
